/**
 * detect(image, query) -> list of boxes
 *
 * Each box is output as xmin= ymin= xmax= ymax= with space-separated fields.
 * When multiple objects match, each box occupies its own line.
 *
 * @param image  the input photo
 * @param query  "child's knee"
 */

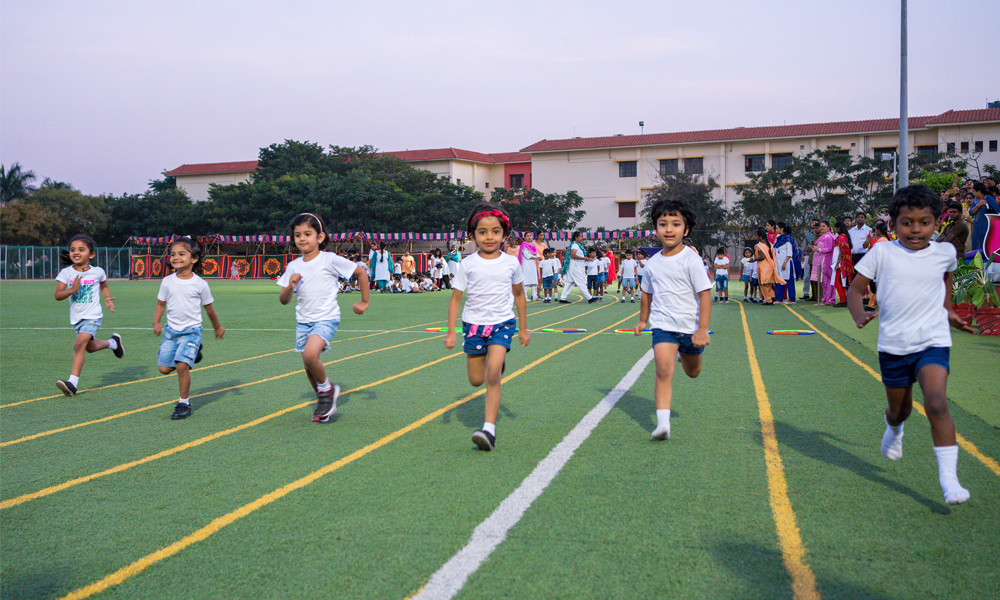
xmin=923 ymin=393 xmax=950 ymax=418
xmin=683 ymin=360 xmax=702 ymax=378
xmin=158 ymin=366 xmax=175 ymax=374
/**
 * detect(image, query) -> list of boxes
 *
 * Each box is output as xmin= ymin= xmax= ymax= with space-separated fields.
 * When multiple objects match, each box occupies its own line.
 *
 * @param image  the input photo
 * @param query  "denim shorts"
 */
xmin=750 ymin=278 xmax=759 ymax=286
xmin=462 ymin=319 xmax=516 ymax=355
xmin=296 ymin=320 xmax=339 ymax=352
xmin=878 ymin=346 xmax=950 ymax=388
xmin=542 ymin=276 xmax=555 ymax=290
xmin=742 ymin=274 xmax=751 ymax=283
xmin=651 ymin=329 xmax=705 ymax=355
xmin=621 ymin=277 xmax=636 ymax=288
xmin=158 ymin=325 xmax=203 ymax=368
xmin=587 ymin=274 xmax=598 ymax=289
xmin=716 ymin=274 xmax=729 ymax=290
xmin=73 ymin=318 xmax=102 ymax=337
xmin=599 ymin=273 xmax=607 ymax=283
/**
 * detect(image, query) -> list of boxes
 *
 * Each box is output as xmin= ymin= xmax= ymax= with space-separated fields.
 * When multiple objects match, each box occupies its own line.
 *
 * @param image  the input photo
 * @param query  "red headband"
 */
xmin=471 ymin=210 xmax=510 ymax=230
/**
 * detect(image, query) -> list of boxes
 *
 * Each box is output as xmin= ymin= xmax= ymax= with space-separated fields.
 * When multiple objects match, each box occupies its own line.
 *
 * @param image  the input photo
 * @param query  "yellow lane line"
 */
xmin=58 ymin=311 xmax=637 ymax=600
xmin=739 ymin=302 xmax=820 ymax=600
xmin=784 ymin=305 xmax=1000 ymax=477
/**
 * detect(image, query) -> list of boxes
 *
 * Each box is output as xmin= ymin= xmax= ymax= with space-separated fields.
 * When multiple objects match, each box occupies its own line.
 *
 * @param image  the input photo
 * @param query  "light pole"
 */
xmin=899 ymin=0 xmax=909 ymax=187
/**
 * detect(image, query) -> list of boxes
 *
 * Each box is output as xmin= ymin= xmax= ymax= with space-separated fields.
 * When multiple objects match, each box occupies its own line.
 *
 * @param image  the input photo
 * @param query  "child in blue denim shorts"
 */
xmin=153 ymin=237 xmax=225 ymax=420
xmin=54 ymin=233 xmax=124 ymax=397
xmin=279 ymin=214 xmax=371 ymax=423
xmin=634 ymin=199 xmax=713 ymax=441
xmin=445 ymin=203 xmax=530 ymax=451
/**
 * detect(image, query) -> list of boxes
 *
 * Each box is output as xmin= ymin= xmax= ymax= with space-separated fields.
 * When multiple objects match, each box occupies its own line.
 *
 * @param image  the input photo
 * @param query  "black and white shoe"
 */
xmin=558 ymin=299 xmax=571 ymax=304
xmin=588 ymin=298 xmax=598 ymax=303
xmin=56 ymin=380 xmax=77 ymax=397
xmin=111 ymin=333 xmax=124 ymax=359
xmin=472 ymin=429 xmax=495 ymax=451
xmin=171 ymin=402 xmax=192 ymax=420
xmin=620 ymin=297 xmax=626 ymax=303
xmin=313 ymin=384 xmax=340 ymax=423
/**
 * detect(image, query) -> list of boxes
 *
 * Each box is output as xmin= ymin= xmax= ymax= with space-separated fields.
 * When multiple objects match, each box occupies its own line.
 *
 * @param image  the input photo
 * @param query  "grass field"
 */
xmin=1 ymin=279 xmax=998 ymax=600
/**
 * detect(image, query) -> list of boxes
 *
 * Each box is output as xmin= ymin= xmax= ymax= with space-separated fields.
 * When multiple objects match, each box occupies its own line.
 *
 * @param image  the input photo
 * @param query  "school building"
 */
xmin=165 ymin=107 xmax=1000 ymax=229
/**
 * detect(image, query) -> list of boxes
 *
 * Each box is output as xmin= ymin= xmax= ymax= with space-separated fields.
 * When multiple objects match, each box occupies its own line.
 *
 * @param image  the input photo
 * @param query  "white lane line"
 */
xmin=411 ymin=348 xmax=655 ymax=600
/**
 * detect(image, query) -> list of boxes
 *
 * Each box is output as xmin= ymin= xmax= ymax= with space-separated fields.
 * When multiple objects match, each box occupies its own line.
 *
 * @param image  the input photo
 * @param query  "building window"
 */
xmin=456 ymin=178 xmax=462 ymax=185
xmin=618 ymin=202 xmax=637 ymax=218
xmin=745 ymin=154 xmax=765 ymax=172
xmin=975 ymin=141 xmax=984 ymax=153
xmin=509 ymin=174 xmax=523 ymax=188
xmin=771 ymin=153 xmax=793 ymax=169
xmin=684 ymin=157 xmax=703 ymax=174
xmin=917 ymin=145 xmax=938 ymax=157
xmin=659 ymin=159 xmax=678 ymax=176
xmin=960 ymin=141 xmax=969 ymax=153
xmin=873 ymin=147 xmax=897 ymax=160
xmin=990 ymin=140 xmax=998 ymax=152
xmin=947 ymin=142 xmax=956 ymax=154
xmin=619 ymin=161 xmax=637 ymax=177
xmin=485 ymin=182 xmax=490 ymax=188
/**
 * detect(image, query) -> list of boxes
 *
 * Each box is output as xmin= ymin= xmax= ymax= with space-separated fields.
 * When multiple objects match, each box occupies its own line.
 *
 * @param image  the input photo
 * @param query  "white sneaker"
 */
xmin=651 ymin=425 xmax=670 ymax=440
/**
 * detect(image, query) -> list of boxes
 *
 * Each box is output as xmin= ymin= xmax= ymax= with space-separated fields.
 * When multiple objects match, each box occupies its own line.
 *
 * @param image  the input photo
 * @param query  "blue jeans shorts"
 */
xmin=716 ymin=274 xmax=729 ymax=291
xmin=296 ymin=320 xmax=339 ymax=353
xmin=878 ymin=346 xmax=950 ymax=388
xmin=587 ymin=274 xmax=598 ymax=289
xmin=742 ymin=274 xmax=751 ymax=283
xmin=599 ymin=273 xmax=607 ymax=284
xmin=73 ymin=318 xmax=102 ymax=337
xmin=158 ymin=325 xmax=203 ymax=368
xmin=462 ymin=319 xmax=516 ymax=355
xmin=542 ymin=276 xmax=555 ymax=290
xmin=622 ymin=277 xmax=636 ymax=289
xmin=651 ymin=329 xmax=705 ymax=356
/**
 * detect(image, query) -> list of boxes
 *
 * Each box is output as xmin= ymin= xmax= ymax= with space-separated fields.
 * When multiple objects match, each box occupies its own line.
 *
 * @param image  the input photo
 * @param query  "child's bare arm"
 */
xmin=54 ymin=277 xmax=79 ymax=301
xmin=100 ymin=280 xmax=115 ymax=312
xmin=279 ymin=273 xmax=300 ymax=305
xmin=444 ymin=290 xmax=463 ymax=349
xmin=153 ymin=300 xmax=167 ymax=335
xmin=512 ymin=283 xmax=530 ymax=347
xmin=847 ymin=274 xmax=877 ymax=328
xmin=635 ymin=292 xmax=652 ymax=335
xmin=691 ymin=289 xmax=712 ymax=347
xmin=353 ymin=266 xmax=370 ymax=315
xmin=204 ymin=303 xmax=225 ymax=339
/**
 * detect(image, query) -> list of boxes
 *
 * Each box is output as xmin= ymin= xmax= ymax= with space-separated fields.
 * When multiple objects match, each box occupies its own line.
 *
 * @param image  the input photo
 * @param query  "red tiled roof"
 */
xmin=519 ymin=117 xmax=941 ymax=153
xmin=165 ymin=161 xmax=259 ymax=176
xmin=489 ymin=152 xmax=531 ymax=164
xmin=382 ymin=148 xmax=497 ymax=164
xmin=923 ymin=108 xmax=1000 ymax=125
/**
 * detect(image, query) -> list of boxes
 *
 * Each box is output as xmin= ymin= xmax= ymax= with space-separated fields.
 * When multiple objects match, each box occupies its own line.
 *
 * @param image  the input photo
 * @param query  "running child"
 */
xmin=714 ymin=247 xmax=730 ymax=303
xmin=445 ymin=203 xmax=530 ymax=451
xmin=618 ymin=250 xmax=638 ymax=303
xmin=54 ymin=233 xmax=124 ymax=396
xmin=153 ymin=236 xmax=225 ymax=420
xmin=848 ymin=185 xmax=973 ymax=505
xmin=278 ymin=213 xmax=371 ymax=423
xmin=635 ymin=199 xmax=713 ymax=440
xmin=539 ymin=247 xmax=558 ymax=303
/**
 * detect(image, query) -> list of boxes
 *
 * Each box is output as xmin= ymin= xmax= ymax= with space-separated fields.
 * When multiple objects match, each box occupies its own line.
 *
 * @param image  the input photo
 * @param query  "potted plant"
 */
xmin=952 ymin=254 xmax=1000 ymax=335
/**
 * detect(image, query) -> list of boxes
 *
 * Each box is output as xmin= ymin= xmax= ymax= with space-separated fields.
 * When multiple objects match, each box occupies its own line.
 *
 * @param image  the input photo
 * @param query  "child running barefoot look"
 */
xmin=279 ymin=213 xmax=371 ymax=423
xmin=445 ymin=203 xmax=530 ymax=451
xmin=635 ymin=199 xmax=713 ymax=440
xmin=153 ymin=237 xmax=225 ymax=420
xmin=54 ymin=233 xmax=124 ymax=396
xmin=848 ymin=185 xmax=974 ymax=505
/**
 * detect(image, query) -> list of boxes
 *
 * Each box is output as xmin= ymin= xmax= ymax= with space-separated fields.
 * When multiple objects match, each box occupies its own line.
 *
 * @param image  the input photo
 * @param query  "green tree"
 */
xmin=641 ymin=170 xmax=726 ymax=253
xmin=789 ymin=147 xmax=855 ymax=220
xmin=733 ymin=164 xmax=795 ymax=227
xmin=489 ymin=187 xmax=586 ymax=233
xmin=1 ymin=187 xmax=108 ymax=245
xmin=253 ymin=140 xmax=330 ymax=183
xmin=105 ymin=187 xmax=196 ymax=244
xmin=1 ymin=162 xmax=37 ymax=205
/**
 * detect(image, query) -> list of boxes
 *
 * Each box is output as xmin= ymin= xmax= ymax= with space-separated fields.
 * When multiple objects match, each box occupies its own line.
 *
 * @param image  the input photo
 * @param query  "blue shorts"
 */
xmin=878 ymin=347 xmax=950 ymax=388
xmin=463 ymin=319 xmax=516 ymax=355
xmin=587 ymin=274 xmax=598 ymax=289
xmin=750 ymin=278 xmax=759 ymax=287
xmin=622 ymin=277 xmax=636 ymax=288
xmin=742 ymin=274 xmax=751 ymax=283
xmin=599 ymin=273 xmax=607 ymax=284
xmin=158 ymin=325 xmax=203 ymax=368
xmin=73 ymin=318 xmax=102 ymax=337
xmin=295 ymin=320 xmax=339 ymax=353
xmin=651 ymin=329 xmax=705 ymax=355
xmin=637 ymin=274 xmax=643 ymax=286
xmin=715 ymin=274 xmax=729 ymax=291
xmin=542 ymin=276 xmax=555 ymax=290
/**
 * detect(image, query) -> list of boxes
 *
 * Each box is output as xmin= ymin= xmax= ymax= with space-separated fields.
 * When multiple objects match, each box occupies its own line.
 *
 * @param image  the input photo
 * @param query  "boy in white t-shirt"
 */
xmin=585 ymin=248 xmax=600 ymax=299
xmin=539 ymin=247 xmax=559 ymax=303
xmin=848 ymin=185 xmax=974 ymax=505
xmin=618 ymin=250 xmax=638 ymax=303
xmin=635 ymin=199 xmax=713 ymax=441
xmin=713 ymin=247 xmax=731 ymax=303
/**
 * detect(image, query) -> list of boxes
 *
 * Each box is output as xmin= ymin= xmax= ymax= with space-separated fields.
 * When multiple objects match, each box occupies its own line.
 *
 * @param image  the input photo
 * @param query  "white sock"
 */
xmin=107 ymin=338 xmax=118 ymax=351
xmin=934 ymin=445 xmax=970 ymax=504
xmin=881 ymin=416 xmax=904 ymax=460
xmin=482 ymin=422 xmax=496 ymax=436
xmin=178 ymin=397 xmax=190 ymax=405
xmin=68 ymin=375 xmax=80 ymax=387
xmin=652 ymin=409 xmax=671 ymax=440
xmin=317 ymin=379 xmax=332 ymax=393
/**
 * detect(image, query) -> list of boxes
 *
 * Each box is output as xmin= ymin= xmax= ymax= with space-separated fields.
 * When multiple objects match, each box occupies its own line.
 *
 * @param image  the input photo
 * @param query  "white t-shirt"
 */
xmin=157 ymin=273 xmax=214 ymax=331
xmin=452 ymin=252 xmax=524 ymax=325
xmin=600 ymin=256 xmax=610 ymax=274
xmin=55 ymin=265 xmax=107 ymax=324
xmin=619 ymin=258 xmax=637 ymax=279
xmin=640 ymin=249 xmax=713 ymax=334
xmin=586 ymin=259 xmax=599 ymax=276
xmin=849 ymin=225 xmax=873 ymax=254
xmin=741 ymin=257 xmax=753 ymax=276
xmin=277 ymin=252 xmax=358 ymax=323
xmin=355 ymin=260 xmax=370 ymax=277
xmin=854 ymin=240 xmax=957 ymax=355
xmin=751 ymin=261 xmax=758 ymax=278
xmin=636 ymin=259 xmax=646 ymax=276
xmin=714 ymin=256 xmax=731 ymax=275
xmin=540 ymin=258 xmax=559 ymax=278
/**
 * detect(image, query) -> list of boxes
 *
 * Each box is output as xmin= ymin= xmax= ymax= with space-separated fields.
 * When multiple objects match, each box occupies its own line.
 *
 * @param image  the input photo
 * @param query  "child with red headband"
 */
xmin=445 ymin=203 xmax=530 ymax=451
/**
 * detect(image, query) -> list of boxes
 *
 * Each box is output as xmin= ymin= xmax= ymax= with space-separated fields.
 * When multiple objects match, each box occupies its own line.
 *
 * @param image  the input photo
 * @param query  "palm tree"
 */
xmin=1 ymin=162 xmax=38 ymax=205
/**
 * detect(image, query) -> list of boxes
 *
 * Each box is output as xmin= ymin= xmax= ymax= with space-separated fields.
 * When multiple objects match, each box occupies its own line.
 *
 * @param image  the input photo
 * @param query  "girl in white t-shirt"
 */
xmin=279 ymin=214 xmax=371 ymax=423
xmin=445 ymin=203 xmax=530 ymax=451
xmin=54 ymin=233 xmax=123 ymax=397
xmin=153 ymin=237 xmax=226 ymax=420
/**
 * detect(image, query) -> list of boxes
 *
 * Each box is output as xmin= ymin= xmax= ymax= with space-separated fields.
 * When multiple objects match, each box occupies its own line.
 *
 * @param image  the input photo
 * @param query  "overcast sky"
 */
xmin=1 ymin=0 xmax=995 ymax=196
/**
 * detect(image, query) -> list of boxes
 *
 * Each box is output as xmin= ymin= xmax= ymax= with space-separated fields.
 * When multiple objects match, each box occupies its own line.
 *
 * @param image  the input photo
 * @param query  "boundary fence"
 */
xmin=1 ymin=246 xmax=132 ymax=280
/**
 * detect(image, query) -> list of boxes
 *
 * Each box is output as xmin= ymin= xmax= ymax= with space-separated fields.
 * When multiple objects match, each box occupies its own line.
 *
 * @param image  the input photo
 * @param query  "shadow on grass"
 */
xmin=439 ymin=394 xmax=516 ymax=429
xmin=1 ymin=573 xmax=68 ymax=600
xmin=710 ymin=538 xmax=893 ymax=600
xmin=765 ymin=421 xmax=947 ymax=515
xmin=613 ymin=390 xmax=680 ymax=433
xmin=92 ymin=365 xmax=156 ymax=388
